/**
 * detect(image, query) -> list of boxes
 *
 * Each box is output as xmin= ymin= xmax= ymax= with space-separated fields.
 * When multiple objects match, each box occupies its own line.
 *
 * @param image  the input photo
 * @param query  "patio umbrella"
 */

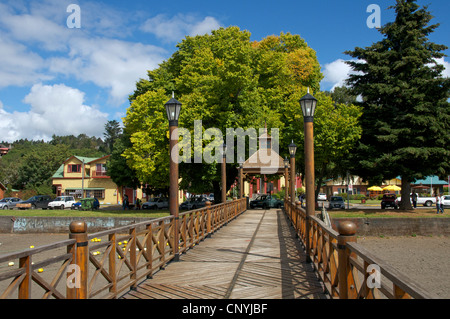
xmin=368 ymin=186 xmax=383 ymax=191
xmin=383 ymin=185 xmax=401 ymax=191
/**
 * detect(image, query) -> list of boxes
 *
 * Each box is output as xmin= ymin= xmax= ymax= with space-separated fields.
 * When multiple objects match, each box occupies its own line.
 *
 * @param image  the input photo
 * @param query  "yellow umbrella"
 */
xmin=368 ymin=186 xmax=383 ymax=191
xmin=383 ymin=185 xmax=401 ymax=191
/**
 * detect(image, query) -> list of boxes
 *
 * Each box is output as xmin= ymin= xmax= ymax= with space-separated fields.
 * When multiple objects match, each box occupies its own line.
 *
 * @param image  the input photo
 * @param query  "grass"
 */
xmin=0 ymin=207 xmax=170 ymax=218
xmin=328 ymin=208 xmax=448 ymax=218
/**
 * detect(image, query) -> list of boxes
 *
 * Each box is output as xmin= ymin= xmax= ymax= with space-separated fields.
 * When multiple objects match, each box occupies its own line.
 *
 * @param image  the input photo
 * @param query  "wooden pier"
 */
xmin=121 ymin=209 xmax=328 ymax=299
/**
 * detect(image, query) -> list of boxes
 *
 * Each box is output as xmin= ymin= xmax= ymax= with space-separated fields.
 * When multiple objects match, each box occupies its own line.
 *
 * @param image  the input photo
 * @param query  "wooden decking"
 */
xmin=121 ymin=209 xmax=328 ymax=299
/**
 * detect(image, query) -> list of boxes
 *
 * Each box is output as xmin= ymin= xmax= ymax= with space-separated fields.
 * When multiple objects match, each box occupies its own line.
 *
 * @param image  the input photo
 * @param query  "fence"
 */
xmin=284 ymin=200 xmax=437 ymax=299
xmin=0 ymin=198 xmax=246 ymax=299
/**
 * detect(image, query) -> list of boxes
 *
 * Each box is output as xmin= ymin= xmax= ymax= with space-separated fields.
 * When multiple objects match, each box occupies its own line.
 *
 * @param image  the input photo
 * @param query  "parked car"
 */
xmin=48 ymin=196 xmax=76 ymax=210
xmin=142 ymin=197 xmax=169 ymax=210
xmin=442 ymin=195 xmax=450 ymax=209
xmin=16 ymin=195 xmax=52 ymax=210
xmin=318 ymin=193 xmax=327 ymax=201
xmin=398 ymin=194 xmax=436 ymax=207
xmin=179 ymin=196 xmax=208 ymax=210
xmin=0 ymin=197 xmax=21 ymax=210
xmin=328 ymin=196 xmax=345 ymax=210
xmin=250 ymin=194 xmax=283 ymax=209
xmin=71 ymin=198 xmax=100 ymax=210
xmin=381 ymin=193 xmax=399 ymax=209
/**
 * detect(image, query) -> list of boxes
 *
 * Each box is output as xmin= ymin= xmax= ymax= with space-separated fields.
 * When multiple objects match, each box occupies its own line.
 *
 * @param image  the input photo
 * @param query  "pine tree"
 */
xmin=345 ymin=0 xmax=450 ymax=209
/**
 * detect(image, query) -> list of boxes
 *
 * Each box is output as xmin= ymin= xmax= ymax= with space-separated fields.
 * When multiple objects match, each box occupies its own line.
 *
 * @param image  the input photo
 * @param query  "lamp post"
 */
xmin=299 ymin=88 xmax=317 ymax=261
xmin=165 ymin=92 xmax=182 ymax=261
xmin=299 ymin=88 xmax=318 ymax=218
xmin=238 ymin=156 xmax=244 ymax=199
xmin=284 ymin=157 xmax=289 ymax=201
xmin=221 ymin=143 xmax=227 ymax=203
xmin=288 ymin=141 xmax=297 ymax=203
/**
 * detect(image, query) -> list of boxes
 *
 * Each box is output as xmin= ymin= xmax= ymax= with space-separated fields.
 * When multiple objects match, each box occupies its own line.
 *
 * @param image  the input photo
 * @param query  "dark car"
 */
xmin=16 ymin=195 xmax=52 ymax=210
xmin=179 ymin=197 xmax=208 ymax=210
xmin=250 ymin=194 xmax=283 ymax=209
xmin=71 ymin=198 xmax=100 ymax=210
xmin=328 ymin=196 xmax=345 ymax=210
xmin=381 ymin=193 xmax=399 ymax=209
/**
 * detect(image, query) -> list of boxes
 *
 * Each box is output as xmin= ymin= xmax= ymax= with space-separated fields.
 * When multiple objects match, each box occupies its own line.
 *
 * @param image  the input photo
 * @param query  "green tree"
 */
xmin=345 ymin=0 xmax=450 ymax=209
xmin=106 ymin=131 xmax=142 ymax=191
xmin=103 ymin=120 xmax=122 ymax=154
xmin=124 ymin=27 xmax=323 ymax=201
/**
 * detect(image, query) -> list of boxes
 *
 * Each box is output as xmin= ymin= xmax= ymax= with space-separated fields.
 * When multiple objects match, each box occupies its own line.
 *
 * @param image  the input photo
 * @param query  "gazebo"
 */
xmin=238 ymin=128 xmax=288 ymax=199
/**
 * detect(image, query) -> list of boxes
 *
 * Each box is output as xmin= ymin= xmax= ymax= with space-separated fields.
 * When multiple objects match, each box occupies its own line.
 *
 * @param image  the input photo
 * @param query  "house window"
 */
xmin=86 ymin=189 xmax=105 ymax=199
xmin=68 ymin=164 xmax=81 ymax=173
xmin=95 ymin=163 xmax=107 ymax=177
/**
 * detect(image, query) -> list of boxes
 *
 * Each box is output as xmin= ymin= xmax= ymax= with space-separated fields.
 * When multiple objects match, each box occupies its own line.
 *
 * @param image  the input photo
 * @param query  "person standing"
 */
xmin=411 ymin=191 xmax=418 ymax=209
xmin=435 ymin=192 xmax=441 ymax=214
xmin=123 ymin=194 xmax=129 ymax=210
xmin=440 ymin=193 xmax=445 ymax=214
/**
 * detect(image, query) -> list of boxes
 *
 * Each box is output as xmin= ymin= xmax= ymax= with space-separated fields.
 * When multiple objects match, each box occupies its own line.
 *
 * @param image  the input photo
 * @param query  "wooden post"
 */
xmin=129 ymin=227 xmax=137 ymax=290
xmin=337 ymin=220 xmax=357 ymax=299
xmin=205 ymin=201 xmax=212 ymax=237
xmin=290 ymin=155 xmax=296 ymax=204
xmin=18 ymin=255 xmax=31 ymax=299
xmin=222 ymin=154 xmax=227 ymax=203
xmin=68 ymin=221 xmax=88 ymax=299
xmin=169 ymin=125 xmax=180 ymax=261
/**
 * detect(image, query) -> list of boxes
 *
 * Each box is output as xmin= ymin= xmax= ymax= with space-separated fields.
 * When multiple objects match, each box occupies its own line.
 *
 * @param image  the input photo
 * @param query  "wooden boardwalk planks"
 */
xmin=121 ymin=209 xmax=328 ymax=299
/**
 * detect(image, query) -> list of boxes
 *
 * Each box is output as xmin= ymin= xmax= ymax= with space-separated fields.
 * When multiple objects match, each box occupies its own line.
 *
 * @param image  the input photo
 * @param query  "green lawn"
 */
xmin=0 ymin=208 xmax=170 ymax=218
xmin=328 ymin=208 xmax=449 ymax=218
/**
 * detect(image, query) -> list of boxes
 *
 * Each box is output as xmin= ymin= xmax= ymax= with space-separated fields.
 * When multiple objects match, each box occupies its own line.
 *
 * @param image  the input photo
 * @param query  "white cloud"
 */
xmin=48 ymin=37 xmax=167 ymax=105
xmin=435 ymin=57 xmax=450 ymax=78
xmin=0 ymin=37 xmax=52 ymax=88
xmin=0 ymin=83 xmax=108 ymax=142
xmin=321 ymin=59 xmax=353 ymax=91
xmin=140 ymin=14 xmax=221 ymax=42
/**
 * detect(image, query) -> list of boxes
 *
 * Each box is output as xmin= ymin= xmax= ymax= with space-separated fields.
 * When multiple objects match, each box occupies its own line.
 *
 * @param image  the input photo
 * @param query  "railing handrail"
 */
xmin=284 ymin=199 xmax=438 ymax=299
xmin=0 ymin=198 xmax=247 ymax=299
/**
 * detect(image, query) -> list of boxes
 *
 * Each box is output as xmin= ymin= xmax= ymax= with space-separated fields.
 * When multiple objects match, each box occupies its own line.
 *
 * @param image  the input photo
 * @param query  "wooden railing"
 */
xmin=0 ymin=198 xmax=246 ymax=299
xmin=284 ymin=200 xmax=438 ymax=299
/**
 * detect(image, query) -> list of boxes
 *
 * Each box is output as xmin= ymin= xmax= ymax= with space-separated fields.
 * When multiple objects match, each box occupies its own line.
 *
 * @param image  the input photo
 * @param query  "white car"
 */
xmin=48 ymin=196 xmax=76 ymax=210
xmin=318 ymin=193 xmax=327 ymax=201
xmin=442 ymin=195 xmax=450 ymax=209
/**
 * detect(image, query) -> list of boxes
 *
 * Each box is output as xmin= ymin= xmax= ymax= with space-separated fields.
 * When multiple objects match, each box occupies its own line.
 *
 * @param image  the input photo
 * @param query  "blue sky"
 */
xmin=0 ymin=0 xmax=448 ymax=142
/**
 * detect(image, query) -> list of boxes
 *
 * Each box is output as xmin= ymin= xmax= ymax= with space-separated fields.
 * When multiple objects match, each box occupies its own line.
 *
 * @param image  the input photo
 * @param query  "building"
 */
xmin=52 ymin=155 xmax=143 ymax=205
xmin=0 ymin=182 xmax=6 ymax=199
xmin=0 ymin=144 xmax=11 ymax=157
xmin=321 ymin=175 xmax=448 ymax=198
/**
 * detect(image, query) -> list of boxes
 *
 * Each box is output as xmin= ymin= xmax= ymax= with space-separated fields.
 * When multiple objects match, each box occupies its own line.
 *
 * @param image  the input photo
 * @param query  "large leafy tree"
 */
xmin=124 ymin=27 xmax=323 ymax=201
xmin=345 ymin=0 xmax=450 ymax=209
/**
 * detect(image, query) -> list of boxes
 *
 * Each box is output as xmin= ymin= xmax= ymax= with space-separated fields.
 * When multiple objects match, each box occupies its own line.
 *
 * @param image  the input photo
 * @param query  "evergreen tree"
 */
xmin=345 ymin=0 xmax=450 ymax=209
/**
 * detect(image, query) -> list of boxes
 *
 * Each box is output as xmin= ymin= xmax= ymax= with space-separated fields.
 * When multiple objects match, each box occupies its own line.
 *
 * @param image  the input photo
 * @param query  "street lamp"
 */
xmin=299 ymin=88 xmax=317 ymax=260
xmin=284 ymin=157 xmax=289 ymax=202
xmin=299 ymin=88 xmax=317 ymax=217
xmin=288 ymin=140 xmax=297 ymax=203
xmin=165 ymin=92 xmax=182 ymax=261
xmin=221 ymin=143 xmax=227 ymax=203
xmin=238 ymin=156 xmax=244 ymax=199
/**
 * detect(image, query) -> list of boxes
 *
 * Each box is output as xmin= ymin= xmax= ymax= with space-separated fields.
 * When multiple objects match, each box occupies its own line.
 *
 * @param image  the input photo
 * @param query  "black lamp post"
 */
xmin=299 ymin=88 xmax=317 ymax=260
xmin=165 ymin=92 xmax=182 ymax=261
xmin=221 ymin=143 xmax=227 ymax=203
xmin=284 ymin=157 xmax=289 ymax=201
xmin=299 ymin=88 xmax=317 ymax=217
xmin=238 ymin=156 xmax=244 ymax=199
xmin=288 ymin=140 xmax=297 ymax=203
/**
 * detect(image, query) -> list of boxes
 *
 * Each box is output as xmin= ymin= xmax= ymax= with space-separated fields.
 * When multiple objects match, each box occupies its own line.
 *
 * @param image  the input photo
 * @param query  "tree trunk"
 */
xmin=399 ymin=177 xmax=412 ymax=210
